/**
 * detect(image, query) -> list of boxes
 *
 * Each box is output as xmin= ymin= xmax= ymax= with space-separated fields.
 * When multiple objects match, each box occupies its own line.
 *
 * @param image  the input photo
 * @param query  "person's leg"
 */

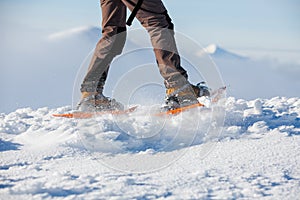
xmin=123 ymin=0 xmax=210 ymax=109
xmin=80 ymin=0 xmax=127 ymax=94
xmin=78 ymin=0 xmax=127 ymax=111
xmin=122 ymin=0 xmax=188 ymax=89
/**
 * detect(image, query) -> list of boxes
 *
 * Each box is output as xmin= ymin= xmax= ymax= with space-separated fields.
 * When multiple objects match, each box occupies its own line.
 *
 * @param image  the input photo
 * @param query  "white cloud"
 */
xmin=1 ymin=26 xmax=299 ymax=113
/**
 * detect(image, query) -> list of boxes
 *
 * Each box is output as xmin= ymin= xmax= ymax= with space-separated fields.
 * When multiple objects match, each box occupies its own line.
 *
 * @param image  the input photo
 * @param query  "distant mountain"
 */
xmin=47 ymin=26 xmax=141 ymax=52
xmin=198 ymin=44 xmax=247 ymax=60
xmin=47 ymin=26 xmax=101 ymax=43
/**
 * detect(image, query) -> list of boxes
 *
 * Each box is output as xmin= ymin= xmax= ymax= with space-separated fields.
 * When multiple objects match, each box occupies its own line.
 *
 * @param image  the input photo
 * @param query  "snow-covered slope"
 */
xmin=198 ymin=44 xmax=247 ymax=60
xmin=1 ymin=97 xmax=299 ymax=199
xmin=47 ymin=26 xmax=100 ymax=41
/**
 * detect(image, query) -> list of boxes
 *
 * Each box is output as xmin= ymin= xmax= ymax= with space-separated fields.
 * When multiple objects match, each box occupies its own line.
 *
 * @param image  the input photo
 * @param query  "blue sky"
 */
xmin=1 ymin=0 xmax=299 ymax=50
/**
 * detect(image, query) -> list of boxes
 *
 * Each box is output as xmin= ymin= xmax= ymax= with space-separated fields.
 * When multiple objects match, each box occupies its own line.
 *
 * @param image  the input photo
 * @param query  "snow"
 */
xmin=47 ymin=26 xmax=100 ymax=40
xmin=198 ymin=44 xmax=247 ymax=60
xmin=205 ymin=44 xmax=219 ymax=54
xmin=1 ymin=97 xmax=300 ymax=199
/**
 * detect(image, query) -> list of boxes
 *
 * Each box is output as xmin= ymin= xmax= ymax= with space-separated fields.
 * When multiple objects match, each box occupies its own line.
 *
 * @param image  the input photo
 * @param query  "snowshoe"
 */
xmin=162 ymin=82 xmax=211 ymax=111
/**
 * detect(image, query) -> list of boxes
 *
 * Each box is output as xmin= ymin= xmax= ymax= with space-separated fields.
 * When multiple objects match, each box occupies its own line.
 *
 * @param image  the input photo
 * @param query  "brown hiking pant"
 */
xmin=81 ymin=0 xmax=188 ymax=93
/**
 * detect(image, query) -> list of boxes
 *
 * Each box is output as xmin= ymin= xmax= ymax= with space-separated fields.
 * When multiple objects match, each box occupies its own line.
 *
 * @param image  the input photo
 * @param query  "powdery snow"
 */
xmin=0 ymin=97 xmax=299 ymax=199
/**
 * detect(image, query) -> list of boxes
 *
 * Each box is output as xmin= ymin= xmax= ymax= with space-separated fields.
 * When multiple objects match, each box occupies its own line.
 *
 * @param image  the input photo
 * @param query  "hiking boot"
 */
xmin=77 ymin=92 xmax=124 ymax=112
xmin=163 ymin=82 xmax=210 ymax=110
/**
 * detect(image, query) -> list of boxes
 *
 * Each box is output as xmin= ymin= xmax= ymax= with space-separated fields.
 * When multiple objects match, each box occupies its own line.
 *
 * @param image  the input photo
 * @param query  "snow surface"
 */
xmin=1 ymin=97 xmax=300 ymax=199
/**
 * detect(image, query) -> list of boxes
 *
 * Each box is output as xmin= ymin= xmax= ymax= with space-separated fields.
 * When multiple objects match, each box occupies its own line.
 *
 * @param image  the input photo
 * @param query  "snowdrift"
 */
xmin=0 ymin=97 xmax=299 ymax=199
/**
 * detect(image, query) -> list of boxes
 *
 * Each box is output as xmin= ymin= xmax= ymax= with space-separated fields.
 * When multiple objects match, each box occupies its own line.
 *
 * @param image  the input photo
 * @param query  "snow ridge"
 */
xmin=47 ymin=26 xmax=100 ymax=41
xmin=0 ymin=97 xmax=300 ymax=199
xmin=199 ymin=44 xmax=247 ymax=60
